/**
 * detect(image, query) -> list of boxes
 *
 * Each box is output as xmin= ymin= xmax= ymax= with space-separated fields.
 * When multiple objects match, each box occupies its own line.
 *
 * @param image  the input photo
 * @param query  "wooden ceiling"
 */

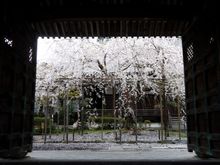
xmin=2 ymin=0 xmax=217 ymax=37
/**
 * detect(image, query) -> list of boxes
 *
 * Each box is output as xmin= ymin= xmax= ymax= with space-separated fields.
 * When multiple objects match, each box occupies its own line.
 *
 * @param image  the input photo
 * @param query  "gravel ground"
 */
xmin=33 ymin=142 xmax=111 ymax=150
xmin=33 ymin=142 xmax=187 ymax=151
xmin=34 ymin=130 xmax=186 ymax=143
xmin=33 ymin=130 xmax=187 ymax=151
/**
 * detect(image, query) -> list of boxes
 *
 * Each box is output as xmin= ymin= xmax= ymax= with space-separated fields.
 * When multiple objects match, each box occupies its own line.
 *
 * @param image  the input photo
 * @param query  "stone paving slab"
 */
xmin=1 ymin=149 xmax=220 ymax=164
xmin=1 ymin=142 xmax=220 ymax=164
xmin=27 ymin=149 xmax=195 ymax=160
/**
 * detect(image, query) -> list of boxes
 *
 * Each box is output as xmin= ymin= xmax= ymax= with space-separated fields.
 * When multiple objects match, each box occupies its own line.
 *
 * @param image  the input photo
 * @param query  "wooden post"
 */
xmin=57 ymin=112 xmax=59 ymax=135
xmin=119 ymin=123 xmax=122 ymax=144
xmin=49 ymin=112 xmax=52 ymax=139
xmin=159 ymin=84 xmax=164 ymax=141
xmin=113 ymin=80 xmax=117 ymax=141
xmin=101 ymin=96 xmax=104 ymax=140
xmin=177 ymin=95 xmax=181 ymax=140
xmin=81 ymin=86 xmax=84 ymax=136
xmin=101 ymin=77 xmax=104 ymax=140
xmin=44 ymin=87 xmax=49 ymax=144
xmin=66 ymin=99 xmax=69 ymax=143
xmin=72 ymin=129 xmax=75 ymax=142
xmin=135 ymin=98 xmax=138 ymax=143
xmin=63 ymin=98 xmax=66 ymax=141
xmin=81 ymin=109 xmax=84 ymax=136
xmin=158 ymin=129 xmax=160 ymax=140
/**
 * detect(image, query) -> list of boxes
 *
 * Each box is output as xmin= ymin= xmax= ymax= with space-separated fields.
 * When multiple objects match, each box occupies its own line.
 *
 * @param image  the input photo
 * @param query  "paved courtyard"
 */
xmin=28 ymin=148 xmax=195 ymax=161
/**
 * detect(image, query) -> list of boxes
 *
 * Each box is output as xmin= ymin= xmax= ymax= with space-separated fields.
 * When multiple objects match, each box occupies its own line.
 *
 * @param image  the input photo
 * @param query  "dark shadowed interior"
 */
xmin=0 ymin=0 xmax=220 ymax=163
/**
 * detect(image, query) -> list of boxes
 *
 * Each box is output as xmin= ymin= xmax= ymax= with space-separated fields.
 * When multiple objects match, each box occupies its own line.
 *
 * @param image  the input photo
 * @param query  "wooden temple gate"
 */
xmin=0 ymin=0 xmax=219 ymax=158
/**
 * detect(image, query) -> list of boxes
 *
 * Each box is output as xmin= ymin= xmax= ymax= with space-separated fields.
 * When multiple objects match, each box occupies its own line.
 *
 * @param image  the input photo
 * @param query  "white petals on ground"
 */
xmin=33 ymin=130 xmax=187 ymax=151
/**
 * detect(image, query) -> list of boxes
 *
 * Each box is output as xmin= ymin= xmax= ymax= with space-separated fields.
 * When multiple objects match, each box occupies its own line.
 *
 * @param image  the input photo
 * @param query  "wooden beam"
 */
xmin=46 ymin=21 xmax=54 ymax=37
xmin=107 ymin=20 xmax=111 ymax=37
xmin=63 ymin=21 xmax=70 ymax=36
xmin=83 ymin=21 xmax=88 ymax=37
xmin=101 ymin=21 xmax=105 ymax=37
xmin=120 ymin=20 xmax=123 ymax=37
xmin=125 ymin=20 xmax=129 ymax=37
xmin=113 ymin=20 xmax=117 ymax=37
xmin=96 ymin=21 xmax=100 ymax=37
xmin=40 ymin=22 xmax=48 ymax=36
xmin=60 ymin=22 xmax=65 ymax=36
xmin=89 ymin=21 xmax=94 ymax=37
xmin=137 ymin=20 xmax=141 ymax=37
xmin=143 ymin=20 xmax=148 ymax=36
xmin=77 ymin=21 xmax=82 ymax=37
xmin=53 ymin=22 xmax=60 ymax=37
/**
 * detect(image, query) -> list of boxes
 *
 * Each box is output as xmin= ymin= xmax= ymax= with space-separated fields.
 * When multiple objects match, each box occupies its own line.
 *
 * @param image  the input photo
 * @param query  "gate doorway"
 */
xmin=0 ymin=0 xmax=219 ymax=159
xmin=34 ymin=36 xmax=186 ymax=146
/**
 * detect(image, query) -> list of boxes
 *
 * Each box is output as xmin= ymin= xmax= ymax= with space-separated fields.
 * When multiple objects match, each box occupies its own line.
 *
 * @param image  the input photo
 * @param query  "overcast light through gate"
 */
xmin=36 ymin=36 xmax=184 ymax=105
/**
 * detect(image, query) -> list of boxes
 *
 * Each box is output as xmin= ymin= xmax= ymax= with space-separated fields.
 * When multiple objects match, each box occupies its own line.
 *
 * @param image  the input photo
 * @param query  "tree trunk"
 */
xmin=177 ymin=95 xmax=181 ymax=140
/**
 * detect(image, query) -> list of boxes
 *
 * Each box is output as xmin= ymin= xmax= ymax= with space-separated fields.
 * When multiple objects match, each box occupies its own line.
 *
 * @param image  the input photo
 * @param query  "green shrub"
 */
xmin=34 ymin=117 xmax=55 ymax=135
xmin=144 ymin=120 xmax=151 ymax=128
xmin=93 ymin=117 xmax=125 ymax=130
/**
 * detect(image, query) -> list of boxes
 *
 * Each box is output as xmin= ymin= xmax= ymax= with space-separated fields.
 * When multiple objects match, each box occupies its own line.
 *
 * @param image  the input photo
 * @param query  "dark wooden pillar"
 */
xmin=0 ymin=20 xmax=37 ymax=158
xmin=183 ymin=15 xmax=220 ymax=158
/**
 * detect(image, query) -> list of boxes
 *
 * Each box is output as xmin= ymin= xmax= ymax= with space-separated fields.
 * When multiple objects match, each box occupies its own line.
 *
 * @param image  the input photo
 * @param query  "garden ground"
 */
xmin=33 ymin=128 xmax=187 ymax=151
